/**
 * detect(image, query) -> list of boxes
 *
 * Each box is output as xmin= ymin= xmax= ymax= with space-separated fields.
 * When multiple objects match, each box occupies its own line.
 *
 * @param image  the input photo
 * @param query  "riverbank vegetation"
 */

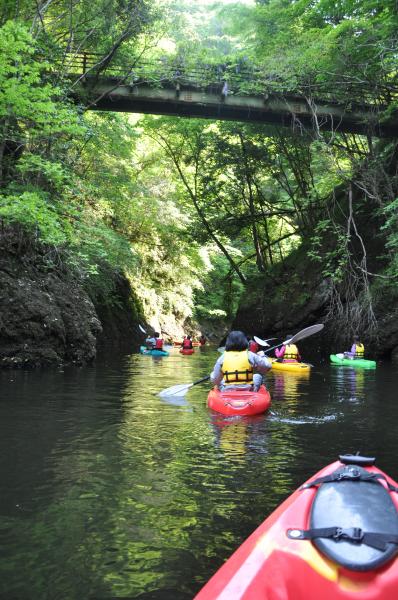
xmin=0 ymin=0 xmax=397 ymax=359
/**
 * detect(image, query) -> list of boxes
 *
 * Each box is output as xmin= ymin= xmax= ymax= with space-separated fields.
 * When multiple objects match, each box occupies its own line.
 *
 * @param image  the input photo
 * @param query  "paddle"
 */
xmin=262 ymin=324 xmax=324 ymax=356
xmin=158 ymin=324 xmax=324 ymax=397
xmin=254 ymin=336 xmax=277 ymax=347
xmin=218 ymin=336 xmax=276 ymax=353
xmin=139 ymin=324 xmax=147 ymax=334
xmin=159 ymin=375 xmax=210 ymax=397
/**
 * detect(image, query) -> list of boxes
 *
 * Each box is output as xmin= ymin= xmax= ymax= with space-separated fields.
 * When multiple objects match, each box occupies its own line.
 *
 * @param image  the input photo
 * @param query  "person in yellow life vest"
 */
xmin=275 ymin=334 xmax=301 ymax=363
xmin=344 ymin=335 xmax=365 ymax=360
xmin=210 ymin=330 xmax=272 ymax=392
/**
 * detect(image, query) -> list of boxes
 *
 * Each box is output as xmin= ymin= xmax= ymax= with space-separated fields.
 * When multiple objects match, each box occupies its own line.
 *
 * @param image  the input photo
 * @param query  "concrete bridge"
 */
xmin=66 ymin=52 xmax=398 ymax=137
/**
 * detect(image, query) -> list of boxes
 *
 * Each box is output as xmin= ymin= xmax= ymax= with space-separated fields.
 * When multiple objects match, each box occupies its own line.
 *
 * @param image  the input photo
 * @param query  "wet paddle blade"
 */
xmin=159 ymin=383 xmax=193 ymax=397
xmin=139 ymin=324 xmax=147 ymax=334
xmin=285 ymin=323 xmax=324 ymax=345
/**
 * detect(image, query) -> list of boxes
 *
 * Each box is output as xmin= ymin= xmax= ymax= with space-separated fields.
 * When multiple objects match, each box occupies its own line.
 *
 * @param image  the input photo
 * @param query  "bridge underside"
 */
xmin=76 ymin=78 xmax=398 ymax=137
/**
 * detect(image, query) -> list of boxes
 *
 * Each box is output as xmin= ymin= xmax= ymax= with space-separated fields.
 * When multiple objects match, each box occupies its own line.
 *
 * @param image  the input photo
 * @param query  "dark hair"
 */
xmin=187 ymin=335 xmax=191 ymax=340
xmin=154 ymin=332 xmax=160 ymax=337
xmin=225 ymin=330 xmax=249 ymax=351
xmin=353 ymin=335 xmax=360 ymax=342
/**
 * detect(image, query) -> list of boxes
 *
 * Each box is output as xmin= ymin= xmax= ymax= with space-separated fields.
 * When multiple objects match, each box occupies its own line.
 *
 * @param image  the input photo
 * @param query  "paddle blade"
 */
xmin=254 ymin=336 xmax=275 ymax=347
xmin=139 ymin=324 xmax=147 ymax=334
xmin=217 ymin=347 xmax=225 ymax=353
xmin=253 ymin=336 xmax=269 ymax=347
xmin=159 ymin=382 xmax=193 ymax=397
xmin=286 ymin=324 xmax=324 ymax=344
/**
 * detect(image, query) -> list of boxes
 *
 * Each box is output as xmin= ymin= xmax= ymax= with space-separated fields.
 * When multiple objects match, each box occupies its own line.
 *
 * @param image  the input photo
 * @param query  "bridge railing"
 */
xmin=61 ymin=51 xmax=288 ymax=95
xmin=59 ymin=51 xmax=396 ymax=106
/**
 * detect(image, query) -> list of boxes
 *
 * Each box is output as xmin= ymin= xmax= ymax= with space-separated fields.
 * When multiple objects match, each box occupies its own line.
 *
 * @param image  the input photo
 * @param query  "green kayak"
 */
xmin=330 ymin=354 xmax=376 ymax=368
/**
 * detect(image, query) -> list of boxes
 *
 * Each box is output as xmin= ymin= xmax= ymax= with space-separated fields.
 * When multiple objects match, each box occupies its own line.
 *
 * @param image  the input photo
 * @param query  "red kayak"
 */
xmin=207 ymin=385 xmax=271 ymax=417
xmin=179 ymin=348 xmax=195 ymax=355
xmin=195 ymin=455 xmax=398 ymax=600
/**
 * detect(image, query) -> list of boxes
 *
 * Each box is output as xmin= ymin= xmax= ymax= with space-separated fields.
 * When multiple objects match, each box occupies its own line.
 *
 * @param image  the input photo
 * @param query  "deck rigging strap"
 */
xmin=287 ymin=527 xmax=398 ymax=551
xmin=301 ymin=470 xmax=398 ymax=493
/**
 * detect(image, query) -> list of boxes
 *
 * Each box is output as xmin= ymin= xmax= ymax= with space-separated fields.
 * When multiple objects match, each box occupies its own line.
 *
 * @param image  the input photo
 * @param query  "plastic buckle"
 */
xmin=337 ymin=468 xmax=361 ymax=480
xmin=334 ymin=527 xmax=363 ymax=542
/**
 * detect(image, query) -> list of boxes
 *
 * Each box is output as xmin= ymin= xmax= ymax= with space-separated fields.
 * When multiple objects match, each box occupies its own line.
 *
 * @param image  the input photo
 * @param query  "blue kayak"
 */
xmin=139 ymin=346 xmax=169 ymax=357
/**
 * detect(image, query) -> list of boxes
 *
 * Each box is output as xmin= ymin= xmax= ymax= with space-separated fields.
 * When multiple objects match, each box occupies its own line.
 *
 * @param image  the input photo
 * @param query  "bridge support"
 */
xmin=76 ymin=78 xmax=398 ymax=137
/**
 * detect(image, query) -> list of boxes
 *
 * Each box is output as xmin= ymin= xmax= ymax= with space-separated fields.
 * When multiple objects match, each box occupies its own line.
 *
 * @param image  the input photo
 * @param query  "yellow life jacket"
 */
xmin=354 ymin=343 xmax=364 ymax=358
xmin=222 ymin=350 xmax=253 ymax=385
xmin=284 ymin=343 xmax=299 ymax=360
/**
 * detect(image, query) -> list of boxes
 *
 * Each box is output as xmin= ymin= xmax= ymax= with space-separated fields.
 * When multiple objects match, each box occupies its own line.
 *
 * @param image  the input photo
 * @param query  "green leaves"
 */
xmin=0 ymin=191 xmax=71 ymax=246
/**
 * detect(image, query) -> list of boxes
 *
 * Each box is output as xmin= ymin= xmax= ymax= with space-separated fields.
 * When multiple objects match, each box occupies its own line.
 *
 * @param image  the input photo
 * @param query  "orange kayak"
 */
xmin=207 ymin=385 xmax=271 ymax=416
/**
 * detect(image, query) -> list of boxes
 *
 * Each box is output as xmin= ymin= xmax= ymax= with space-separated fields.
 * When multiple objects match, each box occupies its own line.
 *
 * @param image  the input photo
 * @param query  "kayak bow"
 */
xmin=195 ymin=454 xmax=398 ymax=600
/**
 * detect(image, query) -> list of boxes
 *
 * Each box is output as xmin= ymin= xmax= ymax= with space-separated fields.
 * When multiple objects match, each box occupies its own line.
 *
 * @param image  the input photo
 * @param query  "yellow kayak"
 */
xmin=271 ymin=359 xmax=311 ymax=373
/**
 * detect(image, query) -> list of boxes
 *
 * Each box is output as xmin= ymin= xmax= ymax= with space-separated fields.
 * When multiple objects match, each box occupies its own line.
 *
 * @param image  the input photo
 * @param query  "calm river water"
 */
xmin=1 ymin=347 xmax=397 ymax=599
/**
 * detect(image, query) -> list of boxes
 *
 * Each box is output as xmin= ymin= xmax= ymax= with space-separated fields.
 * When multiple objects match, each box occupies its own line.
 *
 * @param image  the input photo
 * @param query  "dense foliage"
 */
xmin=0 ymin=0 xmax=397 ymax=336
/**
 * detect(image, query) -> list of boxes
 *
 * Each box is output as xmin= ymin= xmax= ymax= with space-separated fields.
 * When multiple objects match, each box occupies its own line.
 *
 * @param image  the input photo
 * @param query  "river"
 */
xmin=1 ymin=346 xmax=397 ymax=599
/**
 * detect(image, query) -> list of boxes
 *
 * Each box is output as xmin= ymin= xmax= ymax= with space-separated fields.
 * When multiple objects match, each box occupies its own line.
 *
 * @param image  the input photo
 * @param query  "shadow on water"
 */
xmin=0 ymin=349 xmax=397 ymax=599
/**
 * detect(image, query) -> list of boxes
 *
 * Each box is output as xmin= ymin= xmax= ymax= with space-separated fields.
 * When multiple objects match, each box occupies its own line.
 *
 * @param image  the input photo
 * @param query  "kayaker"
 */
xmin=182 ymin=335 xmax=193 ymax=350
xmin=275 ymin=334 xmax=301 ymax=363
xmin=153 ymin=332 xmax=164 ymax=350
xmin=247 ymin=335 xmax=260 ymax=353
xmin=344 ymin=335 xmax=365 ymax=360
xmin=199 ymin=334 xmax=207 ymax=346
xmin=210 ymin=330 xmax=272 ymax=392
xmin=145 ymin=334 xmax=156 ymax=349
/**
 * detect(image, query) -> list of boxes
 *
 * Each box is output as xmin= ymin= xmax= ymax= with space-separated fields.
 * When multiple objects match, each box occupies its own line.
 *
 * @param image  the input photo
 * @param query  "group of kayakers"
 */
xmin=144 ymin=328 xmax=366 ymax=388
xmin=180 ymin=334 xmax=207 ymax=348
xmin=210 ymin=330 xmax=366 ymax=392
xmin=144 ymin=332 xmax=207 ymax=351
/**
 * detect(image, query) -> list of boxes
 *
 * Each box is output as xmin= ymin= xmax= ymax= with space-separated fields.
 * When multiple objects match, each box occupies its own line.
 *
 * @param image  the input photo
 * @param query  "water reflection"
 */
xmin=331 ymin=364 xmax=369 ymax=403
xmin=0 ymin=352 xmax=396 ymax=600
xmin=211 ymin=414 xmax=267 ymax=462
xmin=270 ymin=370 xmax=310 ymax=402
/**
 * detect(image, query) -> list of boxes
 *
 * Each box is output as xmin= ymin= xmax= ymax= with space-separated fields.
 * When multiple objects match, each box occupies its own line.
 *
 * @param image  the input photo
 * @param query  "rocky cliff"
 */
xmin=0 ymin=227 xmax=143 ymax=368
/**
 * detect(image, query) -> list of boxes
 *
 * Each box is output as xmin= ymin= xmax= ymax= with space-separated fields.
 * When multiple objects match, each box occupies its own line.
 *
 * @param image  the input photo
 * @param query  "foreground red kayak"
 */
xmin=179 ymin=348 xmax=195 ymax=355
xmin=207 ymin=385 xmax=271 ymax=416
xmin=195 ymin=455 xmax=398 ymax=600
